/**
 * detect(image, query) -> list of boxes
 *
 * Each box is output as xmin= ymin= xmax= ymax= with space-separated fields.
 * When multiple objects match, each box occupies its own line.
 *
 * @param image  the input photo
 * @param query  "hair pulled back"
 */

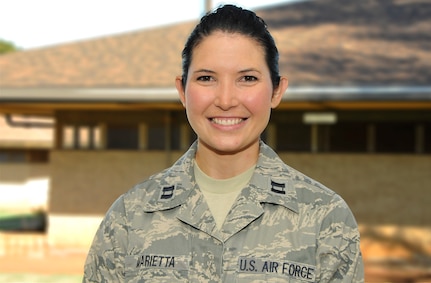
xmin=181 ymin=5 xmax=281 ymax=88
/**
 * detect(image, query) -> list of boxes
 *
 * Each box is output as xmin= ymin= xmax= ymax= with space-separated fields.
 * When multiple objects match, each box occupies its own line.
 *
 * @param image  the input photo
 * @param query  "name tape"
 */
xmin=133 ymin=254 xmax=189 ymax=271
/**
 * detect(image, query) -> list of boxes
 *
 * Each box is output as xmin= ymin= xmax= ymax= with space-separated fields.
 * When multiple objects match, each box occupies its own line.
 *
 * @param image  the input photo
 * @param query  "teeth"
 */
xmin=212 ymin=118 xmax=243 ymax=126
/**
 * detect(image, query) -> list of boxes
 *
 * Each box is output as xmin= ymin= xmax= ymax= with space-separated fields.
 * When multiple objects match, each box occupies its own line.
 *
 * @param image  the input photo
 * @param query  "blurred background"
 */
xmin=1 ymin=0 xmax=430 ymax=282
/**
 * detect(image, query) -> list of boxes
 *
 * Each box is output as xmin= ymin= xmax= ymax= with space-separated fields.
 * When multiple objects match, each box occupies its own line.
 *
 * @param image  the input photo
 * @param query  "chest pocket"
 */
xmin=125 ymin=254 xmax=190 ymax=282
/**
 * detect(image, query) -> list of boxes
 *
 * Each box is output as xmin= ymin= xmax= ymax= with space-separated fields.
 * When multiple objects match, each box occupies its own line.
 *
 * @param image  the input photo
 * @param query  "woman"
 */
xmin=83 ymin=5 xmax=363 ymax=282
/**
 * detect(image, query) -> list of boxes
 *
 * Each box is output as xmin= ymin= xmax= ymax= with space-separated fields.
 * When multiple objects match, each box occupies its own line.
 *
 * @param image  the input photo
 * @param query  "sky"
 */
xmin=0 ymin=0 xmax=291 ymax=50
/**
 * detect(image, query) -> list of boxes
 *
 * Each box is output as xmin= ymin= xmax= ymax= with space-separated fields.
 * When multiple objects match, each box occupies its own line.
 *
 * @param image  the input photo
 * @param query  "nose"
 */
xmin=214 ymin=81 xmax=239 ymax=110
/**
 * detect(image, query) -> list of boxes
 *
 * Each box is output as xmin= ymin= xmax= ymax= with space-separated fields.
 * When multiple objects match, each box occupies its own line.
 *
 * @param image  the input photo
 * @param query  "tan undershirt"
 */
xmin=194 ymin=160 xmax=255 ymax=230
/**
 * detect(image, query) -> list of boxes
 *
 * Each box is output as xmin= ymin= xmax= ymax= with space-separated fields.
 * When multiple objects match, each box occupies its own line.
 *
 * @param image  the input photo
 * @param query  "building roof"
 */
xmin=1 ymin=0 xmax=431 ymax=88
xmin=1 ymin=0 xmax=430 ymax=111
xmin=261 ymin=0 xmax=431 ymax=87
xmin=1 ymin=0 xmax=431 ymax=149
xmin=0 ymin=21 xmax=194 ymax=88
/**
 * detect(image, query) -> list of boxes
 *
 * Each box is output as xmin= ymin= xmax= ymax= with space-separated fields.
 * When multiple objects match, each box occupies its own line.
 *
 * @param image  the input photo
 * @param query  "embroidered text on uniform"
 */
xmin=136 ymin=255 xmax=175 ymax=268
xmin=238 ymin=257 xmax=316 ymax=282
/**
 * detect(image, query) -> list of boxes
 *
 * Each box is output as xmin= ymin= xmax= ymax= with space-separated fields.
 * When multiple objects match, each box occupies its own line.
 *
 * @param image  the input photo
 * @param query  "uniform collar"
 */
xmin=142 ymin=140 xmax=299 ymax=215
xmin=141 ymin=141 xmax=197 ymax=212
xmin=249 ymin=141 xmax=299 ymax=214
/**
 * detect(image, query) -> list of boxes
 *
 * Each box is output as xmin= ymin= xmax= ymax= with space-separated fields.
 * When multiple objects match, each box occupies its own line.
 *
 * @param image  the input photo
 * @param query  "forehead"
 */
xmin=198 ymin=30 xmax=263 ymax=50
xmin=191 ymin=31 xmax=266 ymax=65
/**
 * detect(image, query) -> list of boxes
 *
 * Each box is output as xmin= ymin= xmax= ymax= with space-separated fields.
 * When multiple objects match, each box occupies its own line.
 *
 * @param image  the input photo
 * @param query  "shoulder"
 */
xmin=287 ymin=164 xmax=338 ymax=204
xmin=282 ymin=163 xmax=358 ymax=229
xmin=258 ymin=141 xmax=349 ymax=212
xmin=121 ymin=144 xmax=197 ymax=212
xmin=258 ymin=141 xmax=336 ymax=196
xmin=121 ymin=168 xmax=170 ymax=205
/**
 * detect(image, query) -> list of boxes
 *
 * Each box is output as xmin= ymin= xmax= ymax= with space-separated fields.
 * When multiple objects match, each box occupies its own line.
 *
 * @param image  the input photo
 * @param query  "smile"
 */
xmin=211 ymin=118 xmax=245 ymax=126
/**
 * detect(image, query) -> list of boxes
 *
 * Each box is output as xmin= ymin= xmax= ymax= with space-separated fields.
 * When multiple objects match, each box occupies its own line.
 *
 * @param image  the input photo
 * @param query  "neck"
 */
xmin=195 ymin=140 xmax=259 ymax=179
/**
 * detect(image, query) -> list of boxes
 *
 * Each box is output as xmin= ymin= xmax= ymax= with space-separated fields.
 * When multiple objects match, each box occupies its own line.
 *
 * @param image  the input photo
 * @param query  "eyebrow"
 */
xmin=193 ymin=68 xmax=261 ymax=74
xmin=238 ymin=68 xmax=261 ymax=74
xmin=193 ymin=69 xmax=215 ymax=74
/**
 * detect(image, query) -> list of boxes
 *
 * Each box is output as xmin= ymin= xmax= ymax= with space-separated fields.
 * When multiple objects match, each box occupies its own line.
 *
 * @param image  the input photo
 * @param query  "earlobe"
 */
xmin=175 ymin=76 xmax=186 ymax=108
xmin=271 ymin=76 xmax=288 ymax=109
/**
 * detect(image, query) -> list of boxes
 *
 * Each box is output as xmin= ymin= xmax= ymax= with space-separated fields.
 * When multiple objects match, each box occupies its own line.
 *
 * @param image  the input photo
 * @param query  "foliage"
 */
xmin=0 ymin=39 xmax=19 ymax=54
xmin=0 ymin=210 xmax=46 ymax=231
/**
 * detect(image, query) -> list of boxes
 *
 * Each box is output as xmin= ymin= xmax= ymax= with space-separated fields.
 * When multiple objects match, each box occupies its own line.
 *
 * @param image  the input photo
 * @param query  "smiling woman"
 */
xmin=176 ymin=31 xmax=287 ymax=175
xmin=83 ymin=5 xmax=364 ymax=282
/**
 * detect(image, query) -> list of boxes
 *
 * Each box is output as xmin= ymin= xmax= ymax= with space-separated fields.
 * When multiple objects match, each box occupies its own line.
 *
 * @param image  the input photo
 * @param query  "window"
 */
xmin=147 ymin=124 xmax=184 ymax=150
xmin=170 ymin=125 xmax=181 ymax=150
xmin=276 ymin=123 xmax=311 ymax=152
xmin=330 ymin=123 xmax=368 ymax=152
xmin=62 ymin=124 xmax=102 ymax=149
xmin=424 ymin=123 xmax=431 ymax=153
xmin=375 ymin=122 xmax=415 ymax=153
xmin=0 ymin=151 xmax=26 ymax=162
xmin=0 ymin=150 xmax=48 ymax=163
xmin=147 ymin=125 xmax=166 ymax=150
xmin=106 ymin=124 xmax=139 ymax=150
xmin=274 ymin=120 xmax=427 ymax=154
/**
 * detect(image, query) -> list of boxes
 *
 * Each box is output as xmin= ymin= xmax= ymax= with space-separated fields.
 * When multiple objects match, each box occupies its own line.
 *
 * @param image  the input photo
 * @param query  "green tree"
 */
xmin=0 ymin=39 xmax=19 ymax=54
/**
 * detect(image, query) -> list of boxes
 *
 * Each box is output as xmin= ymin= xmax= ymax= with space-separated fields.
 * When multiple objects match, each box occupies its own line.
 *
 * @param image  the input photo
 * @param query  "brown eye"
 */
xmin=197 ymin=76 xmax=212 ymax=81
xmin=241 ymin=75 xmax=258 ymax=82
xmin=244 ymin=76 xmax=257 ymax=81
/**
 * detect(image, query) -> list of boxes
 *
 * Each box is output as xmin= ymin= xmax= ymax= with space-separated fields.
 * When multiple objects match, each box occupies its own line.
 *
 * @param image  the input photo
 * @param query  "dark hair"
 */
xmin=181 ymin=4 xmax=281 ymax=88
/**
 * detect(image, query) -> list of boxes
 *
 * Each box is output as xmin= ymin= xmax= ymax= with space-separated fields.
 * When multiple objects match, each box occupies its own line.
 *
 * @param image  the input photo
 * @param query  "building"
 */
xmin=1 ymin=0 xmax=430 ymax=272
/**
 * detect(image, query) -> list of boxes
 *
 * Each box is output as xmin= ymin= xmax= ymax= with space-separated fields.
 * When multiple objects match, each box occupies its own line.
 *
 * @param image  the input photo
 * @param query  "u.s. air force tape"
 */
xmin=238 ymin=257 xmax=316 ymax=282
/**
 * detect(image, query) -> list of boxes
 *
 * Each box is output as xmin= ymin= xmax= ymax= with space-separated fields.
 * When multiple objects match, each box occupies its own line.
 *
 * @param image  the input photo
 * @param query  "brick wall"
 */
xmin=47 ymin=151 xmax=431 ymax=258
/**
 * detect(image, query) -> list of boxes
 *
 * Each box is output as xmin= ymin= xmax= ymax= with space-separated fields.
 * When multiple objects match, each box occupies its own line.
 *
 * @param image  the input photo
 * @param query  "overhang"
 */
xmin=1 ymin=86 xmax=431 ymax=115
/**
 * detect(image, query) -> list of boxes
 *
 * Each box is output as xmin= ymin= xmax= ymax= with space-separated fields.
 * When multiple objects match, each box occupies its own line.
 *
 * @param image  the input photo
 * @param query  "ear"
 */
xmin=271 ymin=76 xmax=288 ymax=109
xmin=175 ymin=76 xmax=186 ymax=108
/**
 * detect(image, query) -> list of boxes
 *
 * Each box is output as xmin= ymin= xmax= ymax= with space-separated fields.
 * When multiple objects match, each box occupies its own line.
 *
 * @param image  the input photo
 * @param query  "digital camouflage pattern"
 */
xmin=83 ymin=141 xmax=364 ymax=282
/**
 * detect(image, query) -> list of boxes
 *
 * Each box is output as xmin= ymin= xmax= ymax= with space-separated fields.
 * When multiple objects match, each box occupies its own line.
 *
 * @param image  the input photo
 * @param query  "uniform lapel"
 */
xmin=218 ymin=190 xmax=264 ymax=242
xmin=217 ymin=142 xmax=300 ymax=242
xmin=176 ymin=186 xmax=219 ymax=239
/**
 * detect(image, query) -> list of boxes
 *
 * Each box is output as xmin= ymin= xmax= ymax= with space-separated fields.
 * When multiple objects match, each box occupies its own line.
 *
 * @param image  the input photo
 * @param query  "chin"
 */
xmin=204 ymin=140 xmax=258 ymax=155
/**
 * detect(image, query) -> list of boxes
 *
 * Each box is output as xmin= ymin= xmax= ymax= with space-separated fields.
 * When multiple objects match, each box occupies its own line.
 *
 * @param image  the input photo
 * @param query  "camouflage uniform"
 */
xmin=83 ymin=141 xmax=364 ymax=282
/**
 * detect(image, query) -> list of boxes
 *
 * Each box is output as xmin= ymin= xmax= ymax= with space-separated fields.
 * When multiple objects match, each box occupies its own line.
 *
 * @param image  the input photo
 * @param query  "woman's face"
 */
xmin=176 ymin=31 xmax=287 ymax=156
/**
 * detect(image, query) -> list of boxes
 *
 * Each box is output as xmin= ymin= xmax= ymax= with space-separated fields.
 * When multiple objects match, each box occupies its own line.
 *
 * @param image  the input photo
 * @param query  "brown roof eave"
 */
xmin=0 ymin=87 xmax=181 ymax=102
xmin=1 ymin=86 xmax=430 ymax=114
xmin=2 ymin=85 xmax=431 ymax=101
